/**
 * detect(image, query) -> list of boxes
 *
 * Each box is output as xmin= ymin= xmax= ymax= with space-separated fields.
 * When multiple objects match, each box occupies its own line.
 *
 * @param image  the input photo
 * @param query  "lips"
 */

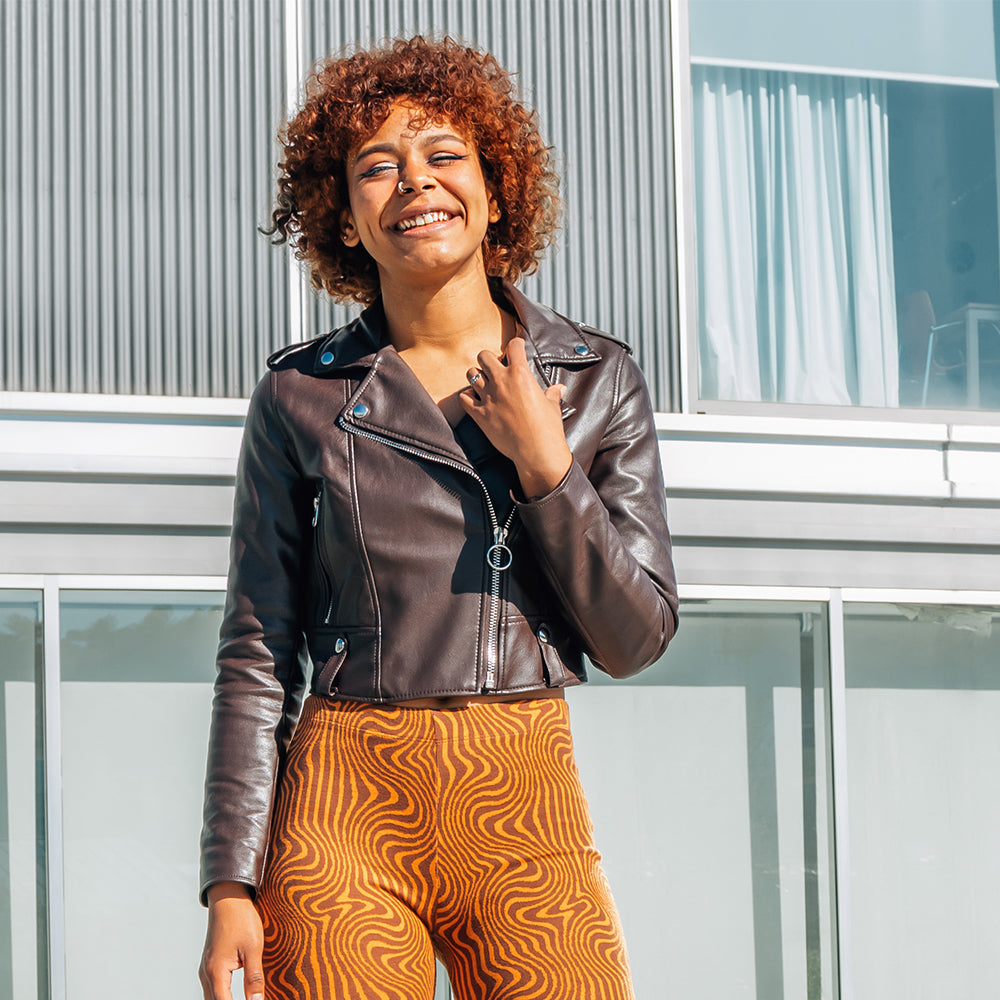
xmin=394 ymin=210 xmax=455 ymax=232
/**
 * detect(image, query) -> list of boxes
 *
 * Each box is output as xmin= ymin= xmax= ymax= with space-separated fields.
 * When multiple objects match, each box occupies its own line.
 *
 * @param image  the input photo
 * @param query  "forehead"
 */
xmin=356 ymin=100 xmax=471 ymax=150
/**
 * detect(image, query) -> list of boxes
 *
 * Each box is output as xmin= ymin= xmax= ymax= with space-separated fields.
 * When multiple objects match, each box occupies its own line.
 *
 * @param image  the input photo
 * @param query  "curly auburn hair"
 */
xmin=263 ymin=36 xmax=560 ymax=304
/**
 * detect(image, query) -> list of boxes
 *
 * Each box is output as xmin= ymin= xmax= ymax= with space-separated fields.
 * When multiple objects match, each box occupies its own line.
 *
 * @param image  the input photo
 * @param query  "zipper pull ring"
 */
xmin=486 ymin=541 xmax=512 ymax=571
xmin=312 ymin=494 xmax=321 ymax=528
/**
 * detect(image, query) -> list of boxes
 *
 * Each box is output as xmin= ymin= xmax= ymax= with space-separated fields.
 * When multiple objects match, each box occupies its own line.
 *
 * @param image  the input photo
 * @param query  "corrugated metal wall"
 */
xmin=3 ymin=0 xmax=678 ymax=407
xmin=2 ymin=0 xmax=289 ymax=397
xmin=301 ymin=0 xmax=680 ymax=410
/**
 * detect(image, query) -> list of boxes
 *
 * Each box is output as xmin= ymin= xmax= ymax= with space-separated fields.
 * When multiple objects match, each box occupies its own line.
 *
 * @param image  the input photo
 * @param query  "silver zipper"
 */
xmin=341 ymin=421 xmax=514 ymax=692
xmin=312 ymin=486 xmax=335 ymax=623
xmin=483 ymin=506 xmax=517 ymax=689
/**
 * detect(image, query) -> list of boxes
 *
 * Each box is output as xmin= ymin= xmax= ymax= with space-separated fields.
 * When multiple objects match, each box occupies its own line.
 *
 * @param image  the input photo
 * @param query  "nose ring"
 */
xmin=397 ymin=180 xmax=408 ymax=196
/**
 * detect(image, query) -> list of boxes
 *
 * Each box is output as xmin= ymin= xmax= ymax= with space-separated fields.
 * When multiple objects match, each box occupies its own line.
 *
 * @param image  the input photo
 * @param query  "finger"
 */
xmin=544 ymin=383 xmax=566 ymax=404
xmin=466 ymin=368 xmax=486 ymax=396
xmin=476 ymin=350 xmax=505 ymax=378
xmin=243 ymin=955 xmax=266 ymax=1000
xmin=199 ymin=953 xmax=233 ymax=1000
xmin=458 ymin=387 xmax=481 ymax=413
xmin=198 ymin=963 xmax=214 ymax=1000
xmin=504 ymin=336 xmax=529 ymax=368
xmin=206 ymin=968 xmax=235 ymax=1000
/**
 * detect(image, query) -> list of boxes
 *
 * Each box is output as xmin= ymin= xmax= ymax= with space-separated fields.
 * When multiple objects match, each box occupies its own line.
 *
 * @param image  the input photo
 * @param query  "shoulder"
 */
xmin=502 ymin=281 xmax=632 ymax=366
xmin=571 ymin=321 xmax=633 ymax=356
xmin=265 ymin=335 xmax=327 ymax=373
xmin=265 ymin=307 xmax=384 ymax=376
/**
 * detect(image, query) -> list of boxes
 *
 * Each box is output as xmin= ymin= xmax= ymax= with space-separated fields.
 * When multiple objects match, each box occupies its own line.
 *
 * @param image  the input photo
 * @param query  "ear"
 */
xmin=340 ymin=208 xmax=360 ymax=247
xmin=487 ymin=191 xmax=501 ymax=224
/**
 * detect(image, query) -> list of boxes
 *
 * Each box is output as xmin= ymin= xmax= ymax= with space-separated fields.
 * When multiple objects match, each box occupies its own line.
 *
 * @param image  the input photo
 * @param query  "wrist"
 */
xmin=206 ymin=881 xmax=253 ymax=906
xmin=517 ymin=449 xmax=572 ymax=500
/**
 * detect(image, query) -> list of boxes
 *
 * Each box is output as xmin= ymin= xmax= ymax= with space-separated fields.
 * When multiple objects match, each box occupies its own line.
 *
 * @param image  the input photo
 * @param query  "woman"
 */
xmin=199 ymin=36 xmax=677 ymax=1000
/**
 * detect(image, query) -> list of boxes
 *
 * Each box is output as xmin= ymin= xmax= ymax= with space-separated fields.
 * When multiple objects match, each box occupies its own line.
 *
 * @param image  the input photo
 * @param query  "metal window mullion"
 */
xmin=284 ymin=0 xmax=306 ymax=347
xmin=41 ymin=578 xmax=66 ymax=1000
xmin=827 ymin=589 xmax=853 ymax=1000
xmin=670 ymin=0 xmax=697 ymax=414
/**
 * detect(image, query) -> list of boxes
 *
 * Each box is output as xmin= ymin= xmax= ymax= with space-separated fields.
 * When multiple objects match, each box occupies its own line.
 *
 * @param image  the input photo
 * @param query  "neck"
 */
xmin=380 ymin=267 xmax=507 ymax=357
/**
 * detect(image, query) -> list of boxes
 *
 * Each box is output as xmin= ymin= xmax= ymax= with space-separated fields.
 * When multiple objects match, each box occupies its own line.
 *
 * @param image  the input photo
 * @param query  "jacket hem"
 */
xmin=309 ymin=676 xmax=584 ymax=704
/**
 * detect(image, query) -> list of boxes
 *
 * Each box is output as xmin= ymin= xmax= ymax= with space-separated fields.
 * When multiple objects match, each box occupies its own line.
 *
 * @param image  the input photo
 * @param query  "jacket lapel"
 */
xmin=339 ymin=348 xmax=471 ymax=466
xmin=499 ymin=280 xmax=602 ymax=421
xmin=313 ymin=301 xmax=471 ymax=466
xmin=310 ymin=281 xmax=608 ymax=458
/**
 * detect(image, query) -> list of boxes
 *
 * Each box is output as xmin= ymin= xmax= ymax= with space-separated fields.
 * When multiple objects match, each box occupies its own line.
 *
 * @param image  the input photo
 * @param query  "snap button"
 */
xmin=536 ymin=624 xmax=551 ymax=644
xmin=574 ymin=344 xmax=588 ymax=355
xmin=352 ymin=403 xmax=369 ymax=418
xmin=334 ymin=637 xmax=346 ymax=654
xmin=320 ymin=351 xmax=335 ymax=365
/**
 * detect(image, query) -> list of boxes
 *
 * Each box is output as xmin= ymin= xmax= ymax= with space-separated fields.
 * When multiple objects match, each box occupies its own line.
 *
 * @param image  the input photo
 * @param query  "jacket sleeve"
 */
xmin=514 ymin=351 xmax=678 ymax=677
xmin=199 ymin=371 xmax=310 ymax=906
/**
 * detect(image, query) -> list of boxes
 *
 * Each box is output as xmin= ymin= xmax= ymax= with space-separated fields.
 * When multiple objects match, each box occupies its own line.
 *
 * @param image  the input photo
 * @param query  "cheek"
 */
xmin=351 ymin=193 xmax=381 ymax=233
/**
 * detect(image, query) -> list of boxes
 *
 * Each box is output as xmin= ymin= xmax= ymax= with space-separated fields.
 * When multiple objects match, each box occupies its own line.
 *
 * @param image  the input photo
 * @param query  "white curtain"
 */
xmin=693 ymin=66 xmax=899 ymax=406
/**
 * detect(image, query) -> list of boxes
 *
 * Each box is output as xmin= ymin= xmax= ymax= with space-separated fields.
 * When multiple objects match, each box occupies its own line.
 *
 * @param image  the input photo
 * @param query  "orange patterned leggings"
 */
xmin=256 ymin=695 xmax=634 ymax=1000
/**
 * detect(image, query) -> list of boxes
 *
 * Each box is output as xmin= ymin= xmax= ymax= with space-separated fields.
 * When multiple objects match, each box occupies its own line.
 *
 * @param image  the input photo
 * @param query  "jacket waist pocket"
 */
xmin=306 ymin=625 xmax=379 ymax=697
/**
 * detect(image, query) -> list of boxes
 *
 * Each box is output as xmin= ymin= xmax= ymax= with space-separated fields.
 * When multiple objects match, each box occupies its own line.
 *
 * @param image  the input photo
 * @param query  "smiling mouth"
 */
xmin=394 ymin=211 xmax=455 ymax=232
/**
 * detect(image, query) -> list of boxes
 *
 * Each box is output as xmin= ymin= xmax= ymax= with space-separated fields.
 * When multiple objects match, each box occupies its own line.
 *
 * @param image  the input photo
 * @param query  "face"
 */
xmin=340 ymin=101 xmax=501 ymax=289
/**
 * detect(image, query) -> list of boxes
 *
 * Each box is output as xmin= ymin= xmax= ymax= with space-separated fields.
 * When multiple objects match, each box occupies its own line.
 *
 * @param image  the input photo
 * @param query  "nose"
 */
xmin=396 ymin=157 xmax=436 ymax=195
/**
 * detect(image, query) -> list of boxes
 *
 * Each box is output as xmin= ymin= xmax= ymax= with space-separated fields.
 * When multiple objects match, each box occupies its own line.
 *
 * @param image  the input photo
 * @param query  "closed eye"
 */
xmin=358 ymin=162 xmax=397 ymax=179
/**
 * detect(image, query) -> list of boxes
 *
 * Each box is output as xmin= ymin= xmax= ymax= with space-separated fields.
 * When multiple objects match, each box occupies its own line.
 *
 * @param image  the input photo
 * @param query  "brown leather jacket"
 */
xmin=199 ymin=280 xmax=678 ymax=905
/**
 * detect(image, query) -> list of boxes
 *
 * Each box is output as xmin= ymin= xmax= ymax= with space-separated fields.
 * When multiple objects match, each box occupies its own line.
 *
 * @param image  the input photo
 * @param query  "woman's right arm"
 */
xmin=199 ymin=882 xmax=265 ymax=1000
xmin=200 ymin=371 xmax=311 ymax=905
xmin=198 ymin=372 xmax=311 ymax=994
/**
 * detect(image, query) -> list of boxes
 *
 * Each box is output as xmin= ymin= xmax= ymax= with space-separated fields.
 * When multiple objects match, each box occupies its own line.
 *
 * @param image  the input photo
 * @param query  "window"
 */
xmin=686 ymin=0 xmax=1000 ymax=413
xmin=7 ymin=580 xmax=996 ymax=999
xmin=58 ymin=591 xmax=223 ymax=1000
xmin=0 ymin=591 xmax=42 ymax=1000
xmin=844 ymin=602 xmax=1000 ymax=995
xmin=570 ymin=599 xmax=837 ymax=998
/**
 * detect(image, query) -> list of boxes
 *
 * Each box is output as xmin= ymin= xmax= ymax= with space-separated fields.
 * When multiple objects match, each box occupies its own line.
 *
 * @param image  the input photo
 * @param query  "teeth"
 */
xmin=396 ymin=211 xmax=452 ymax=231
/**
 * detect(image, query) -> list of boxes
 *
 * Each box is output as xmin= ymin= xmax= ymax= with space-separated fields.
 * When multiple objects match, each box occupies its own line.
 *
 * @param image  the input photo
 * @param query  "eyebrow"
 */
xmin=353 ymin=133 xmax=469 ymax=164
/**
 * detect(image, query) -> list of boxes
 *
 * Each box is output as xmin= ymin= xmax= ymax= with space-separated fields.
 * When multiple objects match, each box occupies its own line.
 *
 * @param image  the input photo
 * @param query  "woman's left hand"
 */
xmin=459 ymin=336 xmax=572 ymax=499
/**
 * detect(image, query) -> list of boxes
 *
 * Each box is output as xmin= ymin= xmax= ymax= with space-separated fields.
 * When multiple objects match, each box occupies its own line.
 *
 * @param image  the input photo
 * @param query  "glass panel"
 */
xmin=892 ymin=82 xmax=1000 ymax=409
xmin=0 ymin=591 xmax=42 ymax=1000
xmin=689 ymin=0 xmax=998 ymax=84
xmin=691 ymin=8 xmax=1000 ymax=413
xmin=59 ymin=591 xmax=223 ymax=1000
xmin=568 ymin=600 xmax=836 ymax=999
xmin=845 ymin=603 xmax=1000 ymax=997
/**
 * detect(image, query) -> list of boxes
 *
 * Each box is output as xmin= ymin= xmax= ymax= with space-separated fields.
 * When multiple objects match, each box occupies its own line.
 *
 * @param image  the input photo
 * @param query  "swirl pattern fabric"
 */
xmin=256 ymin=695 xmax=634 ymax=999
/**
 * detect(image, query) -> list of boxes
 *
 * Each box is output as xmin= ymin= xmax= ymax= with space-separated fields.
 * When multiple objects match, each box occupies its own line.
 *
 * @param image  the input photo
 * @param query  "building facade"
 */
xmin=2 ymin=2 xmax=998 ymax=998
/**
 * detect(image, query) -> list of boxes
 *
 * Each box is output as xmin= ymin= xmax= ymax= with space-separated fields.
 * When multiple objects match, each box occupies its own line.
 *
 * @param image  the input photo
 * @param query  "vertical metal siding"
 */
xmin=298 ymin=0 xmax=679 ymax=410
xmin=4 ymin=0 xmax=678 ymax=407
xmin=2 ymin=0 xmax=290 ymax=398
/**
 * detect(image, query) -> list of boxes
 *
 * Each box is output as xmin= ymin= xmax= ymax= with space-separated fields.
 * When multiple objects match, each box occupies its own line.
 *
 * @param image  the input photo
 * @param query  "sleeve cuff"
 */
xmin=199 ymin=876 xmax=258 ymax=909
xmin=510 ymin=460 xmax=578 ymax=509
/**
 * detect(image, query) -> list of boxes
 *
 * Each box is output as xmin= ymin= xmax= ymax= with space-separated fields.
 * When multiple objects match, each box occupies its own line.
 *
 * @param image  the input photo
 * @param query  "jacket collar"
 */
xmin=312 ymin=279 xmax=601 ymax=464
xmin=309 ymin=300 xmax=387 ymax=375
xmin=311 ymin=278 xmax=603 ymax=377
xmin=499 ymin=281 xmax=602 ymax=367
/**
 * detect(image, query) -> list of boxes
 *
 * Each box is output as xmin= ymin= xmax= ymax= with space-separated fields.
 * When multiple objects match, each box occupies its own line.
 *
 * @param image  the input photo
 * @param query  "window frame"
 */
xmin=9 ymin=573 xmax=1000 ymax=1000
xmin=670 ymin=0 xmax=1000 ymax=425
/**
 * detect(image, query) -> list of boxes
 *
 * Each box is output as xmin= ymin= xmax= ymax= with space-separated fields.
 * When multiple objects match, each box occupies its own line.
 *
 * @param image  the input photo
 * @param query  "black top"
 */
xmin=451 ymin=414 xmax=517 ymax=521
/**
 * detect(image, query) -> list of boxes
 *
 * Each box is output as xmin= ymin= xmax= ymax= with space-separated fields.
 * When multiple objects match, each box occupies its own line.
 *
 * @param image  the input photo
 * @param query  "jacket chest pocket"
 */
xmin=311 ymin=483 xmax=335 ymax=624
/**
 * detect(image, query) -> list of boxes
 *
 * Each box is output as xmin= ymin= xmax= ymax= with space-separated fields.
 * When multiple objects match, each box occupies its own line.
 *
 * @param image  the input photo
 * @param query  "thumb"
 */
xmin=544 ymin=383 xmax=566 ymax=404
xmin=243 ymin=957 xmax=265 ymax=1000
